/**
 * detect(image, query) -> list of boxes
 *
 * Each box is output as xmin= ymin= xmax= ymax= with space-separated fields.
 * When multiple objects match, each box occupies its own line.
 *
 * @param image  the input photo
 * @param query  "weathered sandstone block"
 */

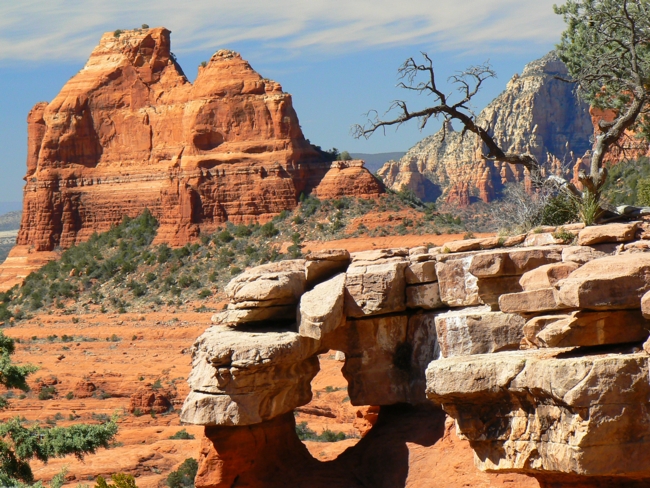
xmin=405 ymin=261 xmax=437 ymax=284
xmin=405 ymin=282 xmax=444 ymax=310
xmin=340 ymin=312 xmax=438 ymax=405
xmin=350 ymin=248 xmax=408 ymax=264
xmin=434 ymin=307 xmax=524 ymax=357
xmin=499 ymin=288 xmax=565 ymax=313
xmin=577 ymin=222 xmax=639 ymax=246
xmin=212 ymin=305 xmax=296 ymax=326
xmin=556 ymin=254 xmax=650 ymax=310
xmin=345 ymin=261 xmax=407 ymax=317
xmin=181 ymin=327 xmax=319 ymax=426
xmin=524 ymin=310 xmax=649 ymax=348
xmin=476 ymin=276 xmax=523 ymax=308
xmin=297 ymin=274 xmax=345 ymax=342
xmin=643 ymin=290 xmax=650 ymax=319
xmin=519 ymin=261 xmax=580 ymax=291
xmin=561 ymin=245 xmax=608 ymax=264
xmin=304 ymin=249 xmax=350 ymax=286
xmin=224 ymin=269 xmax=306 ymax=305
xmin=426 ymin=350 xmax=650 ymax=482
xmin=436 ymin=257 xmax=480 ymax=307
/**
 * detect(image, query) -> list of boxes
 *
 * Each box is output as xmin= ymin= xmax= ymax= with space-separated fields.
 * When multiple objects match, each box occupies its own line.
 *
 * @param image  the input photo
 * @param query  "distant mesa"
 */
xmin=15 ymin=27 xmax=383 ymax=254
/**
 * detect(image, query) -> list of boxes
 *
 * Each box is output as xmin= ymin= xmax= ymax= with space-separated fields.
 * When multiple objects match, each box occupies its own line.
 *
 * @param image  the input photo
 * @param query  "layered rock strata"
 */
xmin=377 ymin=52 xmax=593 ymax=204
xmin=183 ymin=220 xmax=650 ymax=486
xmin=16 ymin=27 xmax=383 ymax=253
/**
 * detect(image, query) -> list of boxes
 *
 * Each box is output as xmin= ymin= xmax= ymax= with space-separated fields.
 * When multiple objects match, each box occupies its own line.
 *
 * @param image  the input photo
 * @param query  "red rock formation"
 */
xmin=16 ymin=27 xmax=383 ymax=252
xmin=195 ymin=406 xmax=537 ymax=488
xmin=312 ymin=161 xmax=384 ymax=200
xmin=128 ymin=386 xmax=172 ymax=414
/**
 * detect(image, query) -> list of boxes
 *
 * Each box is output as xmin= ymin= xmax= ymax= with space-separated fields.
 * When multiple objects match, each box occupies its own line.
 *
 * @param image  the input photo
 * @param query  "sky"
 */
xmin=0 ymin=0 xmax=567 ymax=205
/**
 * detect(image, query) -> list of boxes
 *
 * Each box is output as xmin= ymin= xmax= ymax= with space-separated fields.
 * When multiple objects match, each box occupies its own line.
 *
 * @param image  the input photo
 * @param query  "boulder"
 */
xmin=441 ymin=239 xmax=484 ymax=253
xmin=556 ymin=253 xmax=650 ymax=310
xmin=405 ymin=261 xmax=438 ymax=284
xmin=436 ymin=257 xmax=481 ymax=307
xmin=405 ymin=283 xmax=444 ymax=310
xmin=426 ymin=350 xmax=650 ymax=483
xmin=297 ymin=274 xmax=346 ymax=343
xmin=524 ymin=310 xmax=649 ymax=348
xmin=468 ymin=247 xmax=563 ymax=278
xmin=73 ymin=380 xmax=96 ymax=399
xmin=523 ymin=232 xmax=567 ymax=247
xmin=434 ymin=307 xmax=524 ymax=357
xmin=345 ymin=261 xmax=408 ymax=317
xmin=577 ymin=222 xmax=639 ymax=246
xmin=181 ymin=327 xmax=319 ymax=426
xmin=519 ymin=262 xmax=580 ymax=291
xmin=498 ymin=288 xmax=565 ymax=314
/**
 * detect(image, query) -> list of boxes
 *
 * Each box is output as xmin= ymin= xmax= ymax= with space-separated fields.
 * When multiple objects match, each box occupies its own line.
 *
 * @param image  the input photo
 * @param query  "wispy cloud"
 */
xmin=0 ymin=0 xmax=564 ymax=62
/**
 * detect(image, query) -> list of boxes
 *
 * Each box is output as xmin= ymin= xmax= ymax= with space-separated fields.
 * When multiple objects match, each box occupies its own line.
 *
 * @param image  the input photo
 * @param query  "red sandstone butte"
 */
xmin=16 ymin=27 xmax=383 ymax=254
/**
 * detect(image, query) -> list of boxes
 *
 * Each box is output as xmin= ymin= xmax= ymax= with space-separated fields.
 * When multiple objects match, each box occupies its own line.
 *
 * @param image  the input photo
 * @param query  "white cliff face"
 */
xmin=378 ymin=52 xmax=593 ymax=204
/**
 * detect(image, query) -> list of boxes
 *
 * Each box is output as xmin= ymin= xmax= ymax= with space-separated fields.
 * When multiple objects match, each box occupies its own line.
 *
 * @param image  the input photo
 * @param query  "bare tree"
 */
xmin=352 ymin=54 xmax=546 ymax=181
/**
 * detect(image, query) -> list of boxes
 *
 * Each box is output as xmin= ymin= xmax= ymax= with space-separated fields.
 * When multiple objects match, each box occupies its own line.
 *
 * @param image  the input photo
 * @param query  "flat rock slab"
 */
xmin=345 ymin=261 xmax=407 ymax=317
xmin=213 ymin=305 xmax=297 ymax=325
xmin=434 ymin=307 xmax=524 ymax=357
xmin=406 ymin=282 xmax=444 ymax=310
xmin=426 ymin=350 xmax=650 ymax=479
xmin=556 ymin=253 xmax=650 ymax=310
xmin=524 ymin=310 xmax=649 ymax=348
xmin=350 ymin=248 xmax=408 ymax=264
xmin=181 ymin=327 xmax=320 ymax=426
xmin=469 ymin=247 xmax=563 ymax=278
xmin=577 ymin=222 xmax=639 ymax=246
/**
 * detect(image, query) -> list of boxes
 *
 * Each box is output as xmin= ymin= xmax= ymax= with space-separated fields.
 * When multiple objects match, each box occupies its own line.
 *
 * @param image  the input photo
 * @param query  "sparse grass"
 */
xmin=0 ymin=195 xmax=464 ymax=319
xmin=168 ymin=428 xmax=195 ymax=440
xmin=295 ymin=422 xmax=348 ymax=442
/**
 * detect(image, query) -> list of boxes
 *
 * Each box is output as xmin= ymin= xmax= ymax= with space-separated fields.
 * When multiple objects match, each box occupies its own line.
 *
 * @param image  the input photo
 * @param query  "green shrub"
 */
xmin=65 ymin=391 xmax=74 ymax=400
xmin=295 ymin=421 xmax=347 ymax=442
xmin=95 ymin=472 xmax=138 ymax=488
xmin=168 ymin=429 xmax=195 ymax=440
xmin=114 ymin=29 xmax=123 ymax=38
xmin=152 ymin=379 xmax=162 ymax=390
xmin=166 ymin=458 xmax=198 ymax=488
xmin=217 ymin=230 xmax=234 ymax=243
xmin=38 ymin=386 xmax=56 ymax=401
xmin=637 ymin=177 xmax=650 ymax=206
xmin=260 ymin=222 xmax=279 ymax=237
xmin=198 ymin=289 xmax=211 ymax=299
xmin=540 ymin=193 xmax=579 ymax=226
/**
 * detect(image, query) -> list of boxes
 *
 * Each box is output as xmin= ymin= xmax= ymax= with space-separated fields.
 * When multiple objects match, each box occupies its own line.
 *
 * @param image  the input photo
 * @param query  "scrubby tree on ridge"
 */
xmin=353 ymin=0 xmax=650 ymax=216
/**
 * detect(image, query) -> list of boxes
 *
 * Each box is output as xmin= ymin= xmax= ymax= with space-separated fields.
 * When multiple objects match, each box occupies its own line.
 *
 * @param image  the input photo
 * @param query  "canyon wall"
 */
xmin=183 ymin=222 xmax=650 ymax=487
xmin=378 ymin=52 xmax=593 ymax=205
xmin=17 ymin=27 xmax=382 ymax=252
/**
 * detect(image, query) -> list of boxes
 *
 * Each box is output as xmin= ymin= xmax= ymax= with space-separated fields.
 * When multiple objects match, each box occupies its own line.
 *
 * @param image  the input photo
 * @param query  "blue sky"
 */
xmin=0 ymin=0 xmax=565 ymax=205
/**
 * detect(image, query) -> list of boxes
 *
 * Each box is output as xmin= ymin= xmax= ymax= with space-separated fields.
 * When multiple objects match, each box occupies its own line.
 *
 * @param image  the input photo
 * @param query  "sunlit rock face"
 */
xmin=17 ymin=27 xmax=383 ymax=252
xmin=378 ymin=52 xmax=593 ymax=205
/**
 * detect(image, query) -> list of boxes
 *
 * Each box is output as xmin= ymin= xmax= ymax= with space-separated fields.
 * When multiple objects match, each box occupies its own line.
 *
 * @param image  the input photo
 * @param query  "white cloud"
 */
xmin=0 ymin=0 xmax=565 ymax=62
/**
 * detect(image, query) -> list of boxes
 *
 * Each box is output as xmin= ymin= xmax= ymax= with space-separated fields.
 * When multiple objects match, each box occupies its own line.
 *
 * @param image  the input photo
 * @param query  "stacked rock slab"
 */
xmin=183 ymin=221 xmax=650 ymax=487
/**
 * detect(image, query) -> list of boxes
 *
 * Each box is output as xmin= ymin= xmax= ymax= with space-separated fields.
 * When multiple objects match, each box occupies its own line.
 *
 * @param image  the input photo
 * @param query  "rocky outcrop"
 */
xmin=15 ymin=27 xmax=383 ymax=254
xmin=182 ymin=222 xmax=650 ymax=487
xmin=377 ymin=52 xmax=592 ymax=204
